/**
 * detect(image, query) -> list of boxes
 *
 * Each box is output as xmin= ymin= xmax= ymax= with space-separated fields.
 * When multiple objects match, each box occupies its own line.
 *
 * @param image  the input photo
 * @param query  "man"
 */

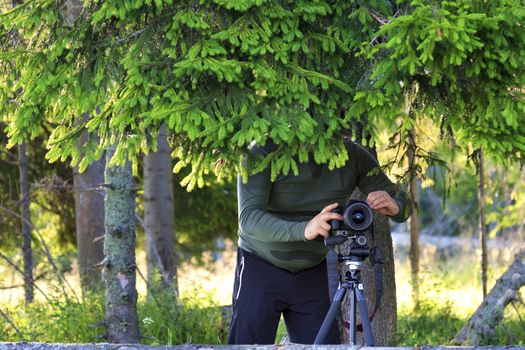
xmin=228 ymin=138 xmax=412 ymax=344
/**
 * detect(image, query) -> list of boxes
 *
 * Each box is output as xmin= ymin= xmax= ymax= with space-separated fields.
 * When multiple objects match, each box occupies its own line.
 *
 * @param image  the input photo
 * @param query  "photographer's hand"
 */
xmin=304 ymin=203 xmax=344 ymax=241
xmin=367 ymin=191 xmax=399 ymax=217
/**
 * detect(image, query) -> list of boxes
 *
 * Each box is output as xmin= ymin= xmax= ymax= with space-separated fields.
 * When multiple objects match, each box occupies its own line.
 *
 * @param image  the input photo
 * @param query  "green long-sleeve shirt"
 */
xmin=237 ymin=139 xmax=412 ymax=272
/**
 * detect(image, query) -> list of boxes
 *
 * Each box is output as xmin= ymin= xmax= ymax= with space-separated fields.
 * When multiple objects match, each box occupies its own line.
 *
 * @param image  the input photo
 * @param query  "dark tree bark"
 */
xmin=453 ymin=248 xmax=525 ymax=345
xmin=11 ymin=0 xmax=32 ymax=307
xmin=58 ymin=1 xmax=103 ymax=292
xmin=337 ymin=190 xmax=397 ymax=346
xmin=103 ymin=145 xmax=140 ymax=343
xmin=408 ymin=181 xmax=419 ymax=307
xmin=478 ymin=149 xmax=488 ymax=298
xmin=58 ymin=0 xmax=83 ymax=27
xmin=143 ymin=123 xmax=178 ymax=295
xmin=332 ymin=125 xmax=401 ymax=345
xmin=74 ymin=154 xmax=105 ymax=292
xmin=407 ymin=128 xmax=419 ymax=308
xmin=337 ymin=192 xmax=397 ymax=345
xmin=18 ymin=141 xmax=33 ymax=305
xmin=361 ymin=205 xmax=397 ymax=346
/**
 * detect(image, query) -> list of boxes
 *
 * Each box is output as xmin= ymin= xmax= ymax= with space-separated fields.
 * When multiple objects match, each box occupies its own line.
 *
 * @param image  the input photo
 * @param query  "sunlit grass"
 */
xmin=394 ymin=244 xmax=524 ymax=345
xmin=1 ymin=238 xmax=523 ymax=344
xmin=395 ymin=247 xmax=516 ymax=318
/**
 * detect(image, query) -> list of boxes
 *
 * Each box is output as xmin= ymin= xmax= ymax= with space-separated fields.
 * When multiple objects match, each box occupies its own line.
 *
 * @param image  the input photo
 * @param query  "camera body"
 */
xmin=325 ymin=200 xmax=373 ymax=249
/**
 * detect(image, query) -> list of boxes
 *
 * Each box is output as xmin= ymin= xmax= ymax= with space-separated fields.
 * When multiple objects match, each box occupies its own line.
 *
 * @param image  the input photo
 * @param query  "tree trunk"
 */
xmin=478 ymin=149 xmax=488 ymax=298
xmin=74 ymin=153 xmax=105 ymax=292
xmin=59 ymin=0 xmax=103 ymax=292
xmin=407 ymin=128 xmax=419 ymax=308
xmin=362 ymin=208 xmax=397 ymax=346
xmin=334 ymin=127 xmax=398 ymax=345
xmin=103 ymin=145 xmax=140 ymax=343
xmin=409 ymin=182 xmax=419 ymax=308
xmin=58 ymin=0 xmax=83 ymax=27
xmin=453 ymin=248 xmax=525 ymax=345
xmin=143 ymin=123 xmax=178 ymax=296
xmin=18 ymin=141 xmax=33 ymax=304
xmin=11 ymin=0 xmax=33 ymax=306
xmin=336 ymin=191 xmax=397 ymax=346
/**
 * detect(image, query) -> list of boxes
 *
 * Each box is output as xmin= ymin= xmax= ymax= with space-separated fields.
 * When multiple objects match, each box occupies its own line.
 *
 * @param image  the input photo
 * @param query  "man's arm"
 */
xmin=352 ymin=143 xmax=413 ymax=222
xmin=239 ymin=149 xmax=344 ymax=242
xmin=238 ymin=165 xmax=309 ymax=242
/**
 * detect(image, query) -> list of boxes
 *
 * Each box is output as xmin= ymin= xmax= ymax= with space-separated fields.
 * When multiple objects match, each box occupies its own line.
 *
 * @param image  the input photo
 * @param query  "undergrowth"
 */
xmin=1 ymin=254 xmax=523 ymax=345
xmin=0 ymin=287 xmax=227 ymax=344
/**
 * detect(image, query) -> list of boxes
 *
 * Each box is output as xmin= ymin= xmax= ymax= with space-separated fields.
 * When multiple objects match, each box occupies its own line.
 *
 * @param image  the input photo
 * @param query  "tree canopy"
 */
xmin=350 ymin=0 xmax=525 ymax=168
xmin=1 ymin=0 xmax=525 ymax=190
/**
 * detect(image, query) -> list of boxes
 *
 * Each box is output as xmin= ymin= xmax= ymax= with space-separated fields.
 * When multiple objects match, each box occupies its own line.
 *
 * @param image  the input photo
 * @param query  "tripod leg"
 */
xmin=355 ymin=286 xmax=375 ymax=346
xmin=314 ymin=287 xmax=346 ymax=344
xmin=349 ymin=287 xmax=356 ymax=345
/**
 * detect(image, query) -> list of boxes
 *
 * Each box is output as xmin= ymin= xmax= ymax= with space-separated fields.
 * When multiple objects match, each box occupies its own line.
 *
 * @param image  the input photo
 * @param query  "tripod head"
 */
xmin=325 ymin=232 xmax=370 ymax=262
xmin=326 ymin=200 xmax=373 ymax=266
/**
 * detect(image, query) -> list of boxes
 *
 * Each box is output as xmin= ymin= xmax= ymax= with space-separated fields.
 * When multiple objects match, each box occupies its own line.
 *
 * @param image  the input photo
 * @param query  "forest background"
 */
xmin=0 ymin=0 xmax=524 ymax=346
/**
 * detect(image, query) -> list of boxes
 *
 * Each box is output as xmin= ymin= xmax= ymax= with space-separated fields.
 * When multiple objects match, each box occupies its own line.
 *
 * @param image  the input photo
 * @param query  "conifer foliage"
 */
xmin=3 ymin=1 xmax=525 ymax=188
xmin=1 ymin=0 xmax=389 ymax=189
xmin=349 ymin=0 xmax=525 ymax=166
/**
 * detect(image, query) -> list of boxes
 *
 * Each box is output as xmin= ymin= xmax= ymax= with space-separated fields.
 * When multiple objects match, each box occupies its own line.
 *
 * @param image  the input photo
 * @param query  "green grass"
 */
xmin=138 ymin=287 xmax=226 ymax=345
xmin=1 ymin=251 xmax=523 ymax=345
xmin=393 ymin=254 xmax=525 ymax=346
xmin=0 ymin=290 xmax=105 ymax=343
xmin=1 ymin=287 xmax=227 ymax=344
xmin=394 ymin=297 xmax=525 ymax=346
xmin=395 ymin=299 xmax=465 ymax=345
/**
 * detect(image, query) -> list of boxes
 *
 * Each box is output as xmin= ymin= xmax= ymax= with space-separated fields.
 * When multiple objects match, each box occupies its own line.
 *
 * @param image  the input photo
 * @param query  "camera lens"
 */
xmin=343 ymin=201 xmax=373 ymax=231
xmin=351 ymin=210 xmax=366 ymax=224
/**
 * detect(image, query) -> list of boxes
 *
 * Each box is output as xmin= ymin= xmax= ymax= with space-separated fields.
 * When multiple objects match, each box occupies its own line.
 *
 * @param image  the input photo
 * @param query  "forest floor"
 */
xmin=1 ymin=232 xmax=523 ymax=345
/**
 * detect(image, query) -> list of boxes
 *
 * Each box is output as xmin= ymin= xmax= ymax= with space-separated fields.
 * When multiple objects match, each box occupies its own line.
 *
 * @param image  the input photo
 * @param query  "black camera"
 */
xmin=325 ymin=200 xmax=373 ymax=248
xmin=331 ymin=200 xmax=373 ymax=232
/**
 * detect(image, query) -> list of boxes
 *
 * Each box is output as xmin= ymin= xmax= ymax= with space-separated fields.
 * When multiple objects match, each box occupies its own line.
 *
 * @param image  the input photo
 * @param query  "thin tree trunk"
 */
xmin=74 ymin=153 xmax=105 ymax=292
xmin=11 ymin=0 xmax=33 ymax=308
xmin=59 ymin=0 xmax=83 ymax=27
xmin=407 ymin=128 xmax=419 ymax=309
xmin=58 ymin=0 xmax=103 ymax=292
xmin=453 ymin=248 xmax=525 ymax=345
xmin=18 ymin=141 xmax=33 ymax=304
xmin=478 ymin=149 xmax=488 ymax=298
xmin=143 ymin=123 xmax=178 ymax=296
xmin=103 ymin=145 xmax=140 ymax=343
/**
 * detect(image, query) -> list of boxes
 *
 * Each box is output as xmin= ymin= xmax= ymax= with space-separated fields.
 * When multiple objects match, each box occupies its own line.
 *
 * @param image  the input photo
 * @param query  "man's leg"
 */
xmin=283 ymin=260 xmax=340 ymax=344
xmin=228 ymin=248 xmax=288 ymax=344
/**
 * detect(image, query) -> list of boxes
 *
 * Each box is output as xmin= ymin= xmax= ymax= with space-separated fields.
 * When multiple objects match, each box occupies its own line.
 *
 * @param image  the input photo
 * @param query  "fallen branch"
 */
xmin=452 ymin=248 xmax=525 ymax=345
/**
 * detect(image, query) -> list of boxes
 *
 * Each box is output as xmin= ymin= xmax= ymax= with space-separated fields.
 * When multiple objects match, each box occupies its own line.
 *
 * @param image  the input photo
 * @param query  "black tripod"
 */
xmin=314 ymin=244 xmax=375 ymax=346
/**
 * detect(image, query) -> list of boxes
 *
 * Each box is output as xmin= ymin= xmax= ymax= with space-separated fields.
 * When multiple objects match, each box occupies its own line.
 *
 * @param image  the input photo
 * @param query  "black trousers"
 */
xmin=228 ymin=248 xmax=340 ymax=344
